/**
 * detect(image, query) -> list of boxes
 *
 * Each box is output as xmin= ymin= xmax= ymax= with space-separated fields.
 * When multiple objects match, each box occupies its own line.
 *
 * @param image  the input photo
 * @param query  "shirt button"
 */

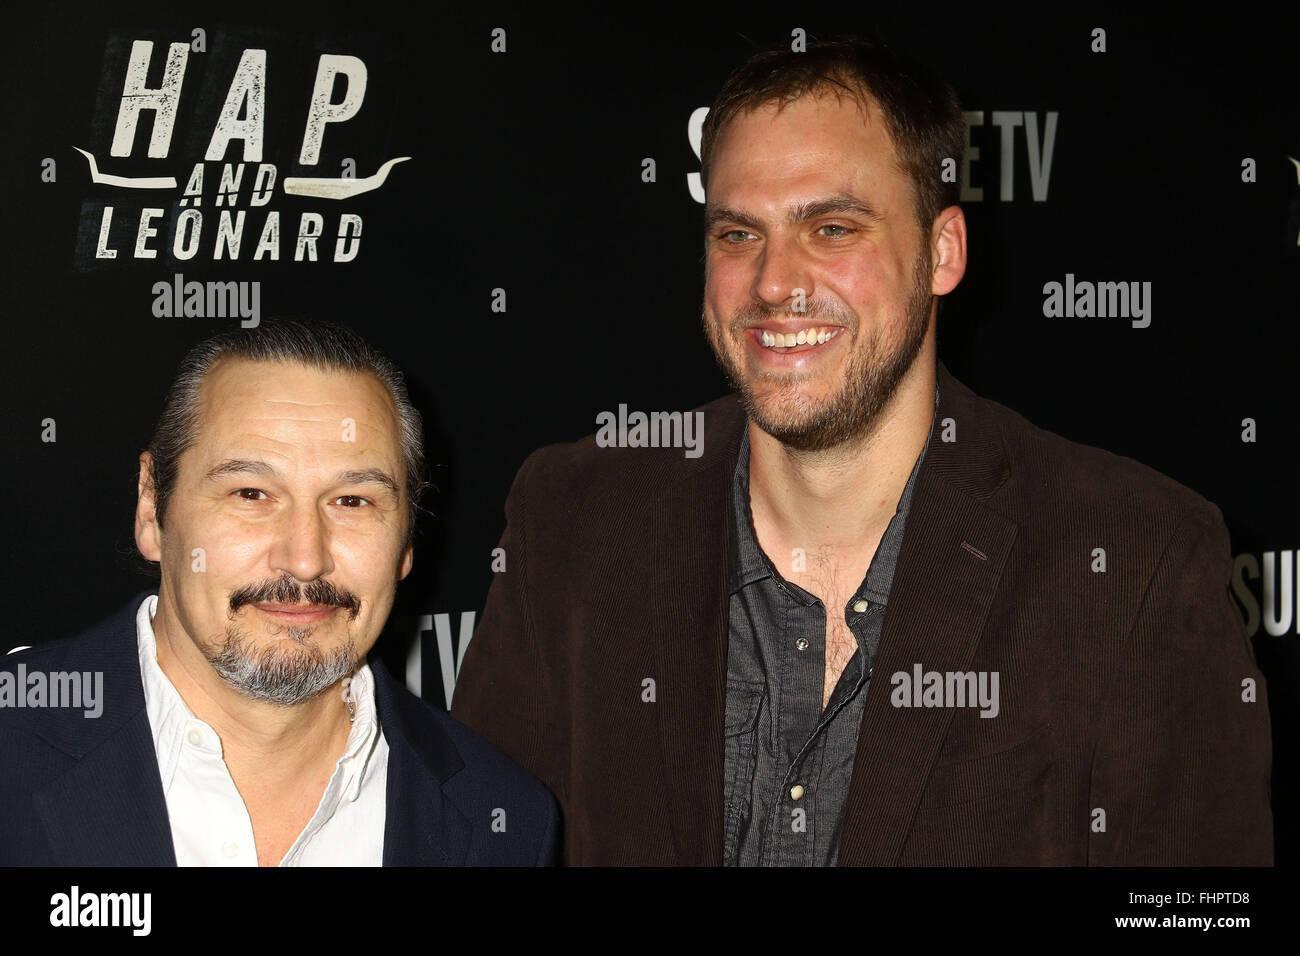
xmin=186 ymin=729 xmax=203 ymax=747
xmin=222 ymin=841 xmax=239 ymax=859
xmin=795 ymin=638 xmax=809 ymax=651
xmin=790 ymin=784 xmax=805 ymax=800
xmin=853 ymin=599 xmax=870 ymax=613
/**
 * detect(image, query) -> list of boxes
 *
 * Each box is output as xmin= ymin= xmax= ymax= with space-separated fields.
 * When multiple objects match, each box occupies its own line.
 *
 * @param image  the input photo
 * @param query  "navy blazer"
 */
xmin=0 ymin=591 xmax=559 ymax=866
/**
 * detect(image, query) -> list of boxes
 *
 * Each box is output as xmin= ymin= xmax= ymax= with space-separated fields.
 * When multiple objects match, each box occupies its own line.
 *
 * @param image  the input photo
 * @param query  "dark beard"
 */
xmin=705 ymin=243 xmax=932 ymax=452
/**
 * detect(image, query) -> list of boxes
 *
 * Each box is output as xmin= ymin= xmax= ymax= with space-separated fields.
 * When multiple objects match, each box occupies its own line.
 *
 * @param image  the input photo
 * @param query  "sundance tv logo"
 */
xmin=1233 ymin=549 xmax=1300 ymax=637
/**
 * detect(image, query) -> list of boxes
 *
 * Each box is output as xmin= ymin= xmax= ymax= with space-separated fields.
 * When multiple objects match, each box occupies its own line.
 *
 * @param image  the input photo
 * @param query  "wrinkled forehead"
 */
xmin=191 ymin=357 xmax=403 ymax=469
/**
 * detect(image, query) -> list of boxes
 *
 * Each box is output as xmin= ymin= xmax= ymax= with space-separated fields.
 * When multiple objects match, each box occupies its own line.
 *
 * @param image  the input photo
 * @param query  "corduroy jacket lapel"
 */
xmin=648 ymin=404 xmax=740 ymax=864
xmin=837 ymin=367 xmax=1017 ymax=862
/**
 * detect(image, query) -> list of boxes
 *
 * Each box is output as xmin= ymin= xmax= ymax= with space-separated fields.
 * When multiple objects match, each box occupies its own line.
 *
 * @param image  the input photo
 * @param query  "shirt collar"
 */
xmin=135 ymin=594 xmax=382 ymax=803
xmin=729 ymin=380 xmax=941 ymax=597
xmin=337 ymin=664 xmax=381 ymax=803
xmin=136 ymin=594 xmax=196 ymax=793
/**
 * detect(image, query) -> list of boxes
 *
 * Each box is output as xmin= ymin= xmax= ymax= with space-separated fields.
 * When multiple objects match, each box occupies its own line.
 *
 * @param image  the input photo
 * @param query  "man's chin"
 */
xmin=747 ymin=408 xmax=839 ymax=450
xmin=753 ymin=420 xmax=836 ymax=451
xmin=208 ymin=640 xmax=358 ymax=706
xmin=741 ymin=387 xmax=831 ymax=431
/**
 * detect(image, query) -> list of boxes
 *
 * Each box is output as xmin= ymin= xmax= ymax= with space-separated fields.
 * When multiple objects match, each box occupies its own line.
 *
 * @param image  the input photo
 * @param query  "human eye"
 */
xmin=716 ymin=229 xmax=755 ymax=243
xmin=333 ymin=495 xmax=372 ymax=508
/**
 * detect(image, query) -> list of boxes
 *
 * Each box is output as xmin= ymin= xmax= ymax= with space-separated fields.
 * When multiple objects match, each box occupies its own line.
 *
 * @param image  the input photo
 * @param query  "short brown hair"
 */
xmin=700 ymin=34 xmax=966 ymax=239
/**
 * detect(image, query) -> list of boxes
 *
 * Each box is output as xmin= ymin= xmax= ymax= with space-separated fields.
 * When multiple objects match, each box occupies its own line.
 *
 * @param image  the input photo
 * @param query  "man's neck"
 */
xmin=149 ymin=598 xmax=354 ymax=794
xmin=747 ymin=360 xmax=936 ymax=554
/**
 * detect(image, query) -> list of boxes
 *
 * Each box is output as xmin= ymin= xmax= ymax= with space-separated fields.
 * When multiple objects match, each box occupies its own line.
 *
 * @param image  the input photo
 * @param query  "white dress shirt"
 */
xmin=135 ymin=595 xmax=388 ymax=866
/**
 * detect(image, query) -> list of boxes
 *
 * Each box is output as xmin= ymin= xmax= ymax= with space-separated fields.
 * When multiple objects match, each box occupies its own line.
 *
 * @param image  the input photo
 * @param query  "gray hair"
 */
xmin=205 ymin=625 xmax=358 ymax=706
xmin=144 ymin=318 xmax=427 ymax=549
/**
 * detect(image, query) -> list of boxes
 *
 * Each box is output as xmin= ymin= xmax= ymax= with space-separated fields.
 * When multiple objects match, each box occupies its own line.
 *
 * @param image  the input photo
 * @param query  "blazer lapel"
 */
xmin=34 ymin=592 xmax=176 ymax=866
xmin=36 ymin=710 xmax=178 ymax=866
xmin=837 ymin=363 xmax=1018 ymax=864
xmin=373 ymin=659 xmax=474 ymax=865
xmin=650 ymin=395 xmax=746 ymax=865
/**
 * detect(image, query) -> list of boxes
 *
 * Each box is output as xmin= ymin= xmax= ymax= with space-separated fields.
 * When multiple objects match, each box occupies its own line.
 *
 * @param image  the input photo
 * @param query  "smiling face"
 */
xmin=702 ymin=88 xmax=938 ymax=451
xmin=135 ymin=358 xmax=413 ymax=706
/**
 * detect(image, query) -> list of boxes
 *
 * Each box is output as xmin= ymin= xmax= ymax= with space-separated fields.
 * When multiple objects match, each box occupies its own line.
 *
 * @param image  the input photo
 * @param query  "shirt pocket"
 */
xmin=722 ymin=680 xmax=764 ymax=863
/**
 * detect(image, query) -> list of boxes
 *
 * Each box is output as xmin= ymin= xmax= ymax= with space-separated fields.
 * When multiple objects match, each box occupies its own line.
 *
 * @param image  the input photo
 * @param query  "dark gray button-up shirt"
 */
xmin=722 ymin=385 xmax=939 ymax=866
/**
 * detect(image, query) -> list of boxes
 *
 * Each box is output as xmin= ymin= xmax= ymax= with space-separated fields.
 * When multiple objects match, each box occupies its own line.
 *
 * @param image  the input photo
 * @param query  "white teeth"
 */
xmin=759 ymin=326 xmax=841 ymax=350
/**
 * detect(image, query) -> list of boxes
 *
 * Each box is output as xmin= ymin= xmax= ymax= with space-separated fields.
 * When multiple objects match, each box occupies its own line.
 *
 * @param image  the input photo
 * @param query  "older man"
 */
xmin=452 ymin=35 xmax=1273 ymax=865
xmin=0 ymin=319 xmax=557 ymax=866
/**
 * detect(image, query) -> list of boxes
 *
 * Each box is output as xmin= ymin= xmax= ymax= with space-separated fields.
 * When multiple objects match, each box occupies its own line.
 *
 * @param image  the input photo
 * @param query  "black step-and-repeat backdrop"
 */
xmin=3 ymin=2 xmax=1296 ymax=860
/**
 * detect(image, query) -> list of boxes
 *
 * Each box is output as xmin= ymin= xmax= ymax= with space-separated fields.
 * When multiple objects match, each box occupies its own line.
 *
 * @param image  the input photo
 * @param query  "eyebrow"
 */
xmin=204 ymin=459 xmax=401 ymax=499
xmin=335 ymin=468 xmax=401 ymax=500
xmin=205 ymin=459 xmax=276 ymax=481
xmin=705 ymin=194 xmax=882 ymax=232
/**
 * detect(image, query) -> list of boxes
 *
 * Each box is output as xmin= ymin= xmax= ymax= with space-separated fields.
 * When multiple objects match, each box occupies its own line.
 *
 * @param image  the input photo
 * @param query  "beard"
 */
xmin=704 ymin=242 xmax=933 ymax=452
xmin=203 ymin=574 xmax=361 ymax=706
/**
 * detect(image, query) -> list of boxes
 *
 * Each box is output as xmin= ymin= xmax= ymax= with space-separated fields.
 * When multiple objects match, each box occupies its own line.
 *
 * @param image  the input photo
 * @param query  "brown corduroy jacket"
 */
xmin=451 ymin=361 xmax=1274 ymax=865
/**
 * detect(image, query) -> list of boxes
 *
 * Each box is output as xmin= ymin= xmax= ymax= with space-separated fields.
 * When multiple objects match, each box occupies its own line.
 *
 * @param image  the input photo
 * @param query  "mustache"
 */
xmin=229 ymin=576 xmax=361 ymax=619
xmin=730 ymin=298 xmax=856 ymax=332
